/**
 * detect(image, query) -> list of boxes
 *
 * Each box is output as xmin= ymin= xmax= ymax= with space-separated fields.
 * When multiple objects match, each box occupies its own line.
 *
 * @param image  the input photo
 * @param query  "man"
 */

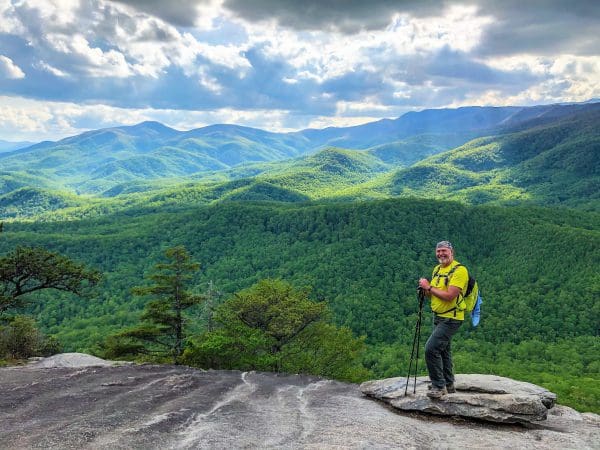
xmin=418 ymin=240 xmax=468 ymax=399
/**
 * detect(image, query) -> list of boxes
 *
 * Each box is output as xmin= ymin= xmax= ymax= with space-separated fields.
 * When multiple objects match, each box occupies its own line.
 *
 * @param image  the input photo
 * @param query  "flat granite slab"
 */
xmin=1 ymin=360 xmax=598 ymax=449
xmin=360 ymin=374 xmax=558 ymax=424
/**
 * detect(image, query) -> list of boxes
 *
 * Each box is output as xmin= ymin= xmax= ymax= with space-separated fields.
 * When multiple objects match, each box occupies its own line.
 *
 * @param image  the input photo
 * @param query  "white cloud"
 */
xmin=3 ymin=0 xmax=249 ymax=82
xmin=0 ymin=96 xmax=301 ymax=141
xmin=196 ymin=42 xmax=251 ymax=70
xmin=31 ymin=0 xmax=80 ymax=26
xmin=237 ymin=4 xmax=492 ymax=88
xmin=0 ymin=0 xmax=24 ymax=34
xmin=419 ymin=5 xmax=492 ymax=53
xmin=0 ymin=0 xmax=597 ymax=141
xmin=101 ymin=3 xmax=251 ymax=77
xmin=482 ymin=54 xmax=600 ymax=105
xmin=335 ymin=100 xmax=391 ymax=115
xmin=34 ymin=60 xmax=69 ymax=77
xmin=61 ymin=34 xmax=132 ymax=77
xmin=0 ymin=55 xmax=25 ymax=79
xmin=486 ymin=55 xmax=551 ymax=75
xmin=223 ymin=0 xmax=600 ymax=57
xmin=196 ymin=67 xmax=223 ymax=93
xmin=305 ymin=115 xmax=383 ymax=130
xmin=0 ymin=97 xmax=55 ymax=141
xmin=110 ymin=0 xmax=223 ymax=29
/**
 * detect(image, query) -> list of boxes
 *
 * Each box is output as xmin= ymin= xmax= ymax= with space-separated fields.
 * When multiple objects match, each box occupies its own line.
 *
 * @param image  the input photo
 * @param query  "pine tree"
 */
xmin=0 ymin=246 xmax=100 ymax=316
xmin=105 ymin=246 xmax=204 ymax=364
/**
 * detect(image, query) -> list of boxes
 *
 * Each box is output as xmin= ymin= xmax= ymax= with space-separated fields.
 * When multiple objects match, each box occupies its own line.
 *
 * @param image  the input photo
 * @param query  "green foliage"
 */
xmin=364 ymin=335 xmax=600 ymax=413
xmin=0 ymin=315 xmax=61 ymax=359
xmin=0 ymin=122 xmax=312 ymax=196
xmin=1 ymin=104 xmax=598 ymax=217
xmin=183 ymin=279 xmax=370 ymax=382
xmin=0 ymin=246 xmax=101 ymax=315
xmin=452 ymin=337 xmax=600 ymax=413
xmin=2 ymin=105 xmax=598 ymax=221
xmin=221 ymin=181 xmax=310 ymax=202
xmin=0 ymin=187 xmax=84 ymax=218
xmin=400 ymin=107 xmax=600 ymax=210
xmin=365 ymin=132 xmax=475 ymax=165
xmin=101 ymin=246 xmax=204 ymax=364
xmin=280 ymin=322 xmax=371 ymax=382
xmin=244 ymin=147 xmax=391 ymax=200
xmin=1 ymin=200 xmax=597 ymax=354
xmin=1 ymin=104 xmax=598 ymax=412
xmin=0 ymin=171 xmax=56 ymax=195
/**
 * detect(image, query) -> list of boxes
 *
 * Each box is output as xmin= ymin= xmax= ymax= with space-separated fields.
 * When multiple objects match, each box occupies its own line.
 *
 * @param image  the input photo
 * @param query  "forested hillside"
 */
xmin=1 ymin=102 xmax=598 ymax=412
xmin=368 ymin=105 xmax=600 ymax=210
xmin=1 ymin=198 xmax=598 ymax=411
xmin=1 ymin=103 xmax=597 ymax=222
xmin=1 ymin=102 xmax=596 ymax=198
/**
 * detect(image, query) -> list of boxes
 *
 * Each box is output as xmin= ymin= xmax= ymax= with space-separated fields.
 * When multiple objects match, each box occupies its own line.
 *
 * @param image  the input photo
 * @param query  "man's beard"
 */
xmin=438 ymin=256 xmax=451 ymax=265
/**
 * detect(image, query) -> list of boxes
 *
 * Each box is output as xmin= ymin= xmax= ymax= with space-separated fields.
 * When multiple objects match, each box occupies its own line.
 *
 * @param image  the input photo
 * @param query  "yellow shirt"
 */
xmin=430 ymin=260 xmax=468 ymax=320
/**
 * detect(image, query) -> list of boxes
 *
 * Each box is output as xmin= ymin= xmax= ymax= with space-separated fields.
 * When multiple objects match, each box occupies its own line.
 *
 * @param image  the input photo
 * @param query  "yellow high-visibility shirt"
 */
xmin=430 ymin=260 xmax=468 ymax=320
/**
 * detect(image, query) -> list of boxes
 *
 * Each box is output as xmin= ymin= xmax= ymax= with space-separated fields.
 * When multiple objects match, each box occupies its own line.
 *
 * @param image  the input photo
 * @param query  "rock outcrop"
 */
xmin=360 ymin=374 xmax=558 ymax=424
xmin=25 ymin=352 xmax=129 ymax=368
xmin=1 ymin=355 xmax=599 ymax=449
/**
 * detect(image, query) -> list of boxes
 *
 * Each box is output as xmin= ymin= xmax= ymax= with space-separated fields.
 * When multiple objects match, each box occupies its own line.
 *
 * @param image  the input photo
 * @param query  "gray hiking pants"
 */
xmin=425 ymin=316 xmax=463 ymax=389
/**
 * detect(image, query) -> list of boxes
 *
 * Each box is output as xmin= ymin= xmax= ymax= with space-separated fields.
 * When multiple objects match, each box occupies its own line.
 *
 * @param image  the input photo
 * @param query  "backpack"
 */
xmin=433 ymin=263 xmax=482 ymax=326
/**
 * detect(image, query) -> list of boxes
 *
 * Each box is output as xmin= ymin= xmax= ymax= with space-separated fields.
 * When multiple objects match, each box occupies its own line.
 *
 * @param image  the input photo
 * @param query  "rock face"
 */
xmin=1 ymin=356 xmax=599 ymax=449
xmin=25 ymin=352 xmax=128 ymax=368
xmin=360 ymin=374 xmax=558 ymax=424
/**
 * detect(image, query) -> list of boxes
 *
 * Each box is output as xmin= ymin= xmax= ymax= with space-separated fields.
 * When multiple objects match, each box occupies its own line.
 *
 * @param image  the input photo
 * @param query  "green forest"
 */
xmin=1 ymin=198 xmax=598 ymax=412
xmin=1 ymin=104 xmax=598 ymax=414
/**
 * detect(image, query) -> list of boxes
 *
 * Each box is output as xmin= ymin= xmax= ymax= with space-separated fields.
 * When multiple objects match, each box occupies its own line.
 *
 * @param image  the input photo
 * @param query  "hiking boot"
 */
xmin=428 ymin=383 xmax=456 ymax=393
xmin=426 ymin=386 xmax=447 ymax=399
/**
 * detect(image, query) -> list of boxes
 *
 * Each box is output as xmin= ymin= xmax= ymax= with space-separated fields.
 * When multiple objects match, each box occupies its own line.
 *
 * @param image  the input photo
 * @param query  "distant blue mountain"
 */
xmin=0 ymin=139 xmax=35 ymax=153
xmin=292 ymin=106 xmax=520 ymax=150
xmin=0 ymin=102 xmax=597 ymax=195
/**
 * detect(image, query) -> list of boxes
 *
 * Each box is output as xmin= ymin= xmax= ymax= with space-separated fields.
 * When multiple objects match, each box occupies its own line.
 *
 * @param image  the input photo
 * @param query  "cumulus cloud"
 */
xmin=105 ymin=0 xmax=600 ymax=59
xmin=223 ymin=0 xmax=599 ymax=56
xmin=0 ymin=0 xmax=597 ymax=141
xmin=110 ymin=0 xmax=219 ymax=28
xmin=0 ymin=55 xmax=25 ymax=79
xmin=472 ymin=0 xmax=600 ymax=56
xmin=424 ymin=47 xmax=541 ymax=86
xmin=0 ymin=1 xmax=252 ymax=89
xmin=222 ymin=0 xmax=442 ymax=33
xmin=32 ymin=60 xmax=68 ymax=77
xmin=0 ymin=95 xmax=301 ymax=141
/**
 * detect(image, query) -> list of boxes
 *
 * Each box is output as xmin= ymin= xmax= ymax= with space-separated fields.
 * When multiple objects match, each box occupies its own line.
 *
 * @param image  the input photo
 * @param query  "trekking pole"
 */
xmin=413 ymin=288 xmax=425 ymax=393
xmin=404 ymin=286 xmax=425 ymax=396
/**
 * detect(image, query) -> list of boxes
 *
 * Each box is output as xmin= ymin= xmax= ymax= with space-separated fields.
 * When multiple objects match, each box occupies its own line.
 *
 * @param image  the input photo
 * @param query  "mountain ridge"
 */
xmin=0 ymin=101 xmax=598 ymax=216
xmin=5 ymin=101 xmax=596 ymax=162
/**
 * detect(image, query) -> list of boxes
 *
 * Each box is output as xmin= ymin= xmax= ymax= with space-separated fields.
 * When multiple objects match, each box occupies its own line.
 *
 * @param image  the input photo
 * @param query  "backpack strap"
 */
xmin=433 ymin=263 xmax=462 ymax=288
xmin=433 ymin=263 xmax=464 ymax=317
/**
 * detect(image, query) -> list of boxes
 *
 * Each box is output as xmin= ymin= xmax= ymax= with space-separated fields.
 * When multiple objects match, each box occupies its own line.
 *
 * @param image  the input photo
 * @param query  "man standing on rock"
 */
xmin=418 ymin=240 xmax=468 ymax=399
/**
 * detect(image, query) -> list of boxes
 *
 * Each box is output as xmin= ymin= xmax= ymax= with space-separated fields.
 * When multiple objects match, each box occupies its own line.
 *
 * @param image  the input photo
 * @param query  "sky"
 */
xmin=0 ymin=0 xmax=598 ymax=142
